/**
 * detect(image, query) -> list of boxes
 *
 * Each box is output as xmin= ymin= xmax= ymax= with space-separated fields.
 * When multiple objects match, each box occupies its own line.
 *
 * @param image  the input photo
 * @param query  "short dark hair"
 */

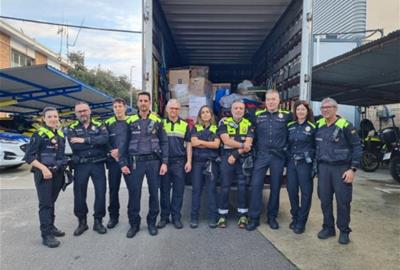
xmin=113 ymin=97 xmax=126 ymax=105
xmin=137 ymin=91 xmax=151 ymax=100
xmin=41 ymin=107 xmax=58 ymax=116
xmin=293 ymin=100 xmax=314 ymax=122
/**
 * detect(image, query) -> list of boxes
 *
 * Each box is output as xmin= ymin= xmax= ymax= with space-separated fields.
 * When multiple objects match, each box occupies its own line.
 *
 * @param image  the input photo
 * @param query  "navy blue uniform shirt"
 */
xmin=163 ymin=118 xmax=191 ymax=158
xmin=315 ymin=117 xmax=362 ymax=168
xmin=287 ymin=120 xmax=316 ymax=158
xmin=67 ymin=119 xmax=108 ymax=159
xmin=191 ymin=124 xmax=219 ymax=161
xmin=253 ymin=109 xmax=293 ymax=152
xmin=24 ymin=126 xmax=66 ymax=167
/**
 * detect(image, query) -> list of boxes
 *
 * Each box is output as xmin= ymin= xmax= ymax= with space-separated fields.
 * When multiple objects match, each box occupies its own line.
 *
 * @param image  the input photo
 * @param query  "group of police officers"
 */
xmin=24 ymin=89 xmax=362 ymax=248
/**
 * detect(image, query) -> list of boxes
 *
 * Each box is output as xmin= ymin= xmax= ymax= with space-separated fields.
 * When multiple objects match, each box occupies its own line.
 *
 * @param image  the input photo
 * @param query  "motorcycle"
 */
xmin=380 ymin=123 xmax=400 ymax=182
xmin=359 ymin=111 xmax=400 ymax=182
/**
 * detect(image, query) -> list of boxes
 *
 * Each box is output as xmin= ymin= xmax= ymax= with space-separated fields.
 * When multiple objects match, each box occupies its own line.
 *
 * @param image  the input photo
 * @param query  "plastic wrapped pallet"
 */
xmin=188 ymin=96 xmax=211 ymax=121
xmin=169 ymin=84 xmax=189 ymax=106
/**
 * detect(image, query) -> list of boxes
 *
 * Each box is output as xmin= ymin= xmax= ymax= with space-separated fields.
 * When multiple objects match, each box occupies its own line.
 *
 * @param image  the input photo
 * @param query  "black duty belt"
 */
xmin=319 ymin=160 xmax=349 ymax=166
xmin=79 ymin=156 xmax=107 ymax=164
xmin=134 ymin=153 xmax=159 ymax=162
xmin=169 ymin=156 xmax=185 ymax=162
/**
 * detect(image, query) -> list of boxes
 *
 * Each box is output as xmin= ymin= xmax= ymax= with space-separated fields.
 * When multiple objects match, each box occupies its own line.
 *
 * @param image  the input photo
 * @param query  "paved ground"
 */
xmin=1 ymin=164 xmax=399 ymax=270
xmin=257 ymin=168 xmax=400 ymax=270
xmin=0 ymin=165 xmax=295 ymax=270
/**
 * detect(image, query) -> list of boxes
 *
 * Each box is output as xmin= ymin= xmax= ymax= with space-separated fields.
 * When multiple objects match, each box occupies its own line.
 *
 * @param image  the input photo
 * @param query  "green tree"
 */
xmin=67 ymin=51 xmax=135 ymax=104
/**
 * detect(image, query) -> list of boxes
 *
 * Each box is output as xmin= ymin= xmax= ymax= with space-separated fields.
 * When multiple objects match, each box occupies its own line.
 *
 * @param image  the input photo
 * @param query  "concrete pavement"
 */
xmin=1 ymin=165 xmax=399 ymax=269
xmin=0 ymin=165 xmax=295 ymax=270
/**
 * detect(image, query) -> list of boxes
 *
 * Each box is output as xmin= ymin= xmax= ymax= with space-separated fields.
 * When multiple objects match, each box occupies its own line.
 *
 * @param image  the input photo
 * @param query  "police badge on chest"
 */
xmin=51 ymin=138 xmax=58 ymax=148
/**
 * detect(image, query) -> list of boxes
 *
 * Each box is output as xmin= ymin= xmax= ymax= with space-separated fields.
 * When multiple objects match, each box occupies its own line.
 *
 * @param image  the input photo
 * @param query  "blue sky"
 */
xmin=1 ymin=0 xmax=143 ymax=87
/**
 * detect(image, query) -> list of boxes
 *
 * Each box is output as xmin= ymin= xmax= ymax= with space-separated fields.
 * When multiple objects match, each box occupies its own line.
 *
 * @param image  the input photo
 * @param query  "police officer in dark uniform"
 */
xmin=104 ymin=98 xmax=128 ymax=229
xmin=119 ymin=92 xmax=168 ymax=238
xmin=217 ymin=100 xmax=254 ymax=229
xmin=158 ymin=99 xmax=192 ymax=229
xmin=286 ymin=100 xmax=315 ymax=234
xmin=315 ymin=97 xmax=362 ymax=245
xmin=190 ymin=105 xmax=220 ymax=228
xmin=67 ymin=101 xmax=109 ymax=236
xmin=246 ymin=89 xmax=292 ymax=231
xmin=24 ymin=107 xmax=67 ymax=248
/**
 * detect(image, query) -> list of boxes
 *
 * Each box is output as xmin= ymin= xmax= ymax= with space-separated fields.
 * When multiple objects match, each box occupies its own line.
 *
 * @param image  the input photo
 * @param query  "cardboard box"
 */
xmin=190 ymin=66 xmax=209 ymax=79
xmin=169 ymin=84 xmax=189 ymax=105
xmin=189 ymin=77 xmax=212 ymax=97
xmin=169 ymin=69 xmax=190 ymax=84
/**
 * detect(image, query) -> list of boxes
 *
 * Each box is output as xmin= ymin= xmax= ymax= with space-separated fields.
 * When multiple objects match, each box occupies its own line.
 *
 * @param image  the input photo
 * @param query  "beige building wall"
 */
xmin=366 ymin=0 xmax=400 ymax=127
xmin=60 ymin=64 xmax=69 ymax=73
xmin=0 ymin=32 xmax=11 ymax=68
xmin=35 ymin=51 xmax=47 ymax=65
xmin=367 ymin=0 xmax=400 ymax=37
xmin=366 ymin=104 xmax=400 ymax=129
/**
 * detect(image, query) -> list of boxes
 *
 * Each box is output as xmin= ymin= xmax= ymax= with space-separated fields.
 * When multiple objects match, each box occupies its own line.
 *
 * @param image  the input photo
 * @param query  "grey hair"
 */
xmin=75 ymin=101 xmax=89 ymax=107
xmin=166 ymin=99 xmax=180 ymax=109
xmin=265 ymin=89 xmax=281 ymax=98
xmin=321 ymin=97 xmax=338 ymax=108
xmin=231 ymin=99 xmax=244 ymax=106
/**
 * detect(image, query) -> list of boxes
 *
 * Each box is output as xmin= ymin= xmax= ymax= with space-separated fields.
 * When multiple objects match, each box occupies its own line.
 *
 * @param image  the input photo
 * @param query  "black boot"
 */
xmin=289 ymin=219 xmax=297 ymax=230
xmin=267 ymin=217 xmax=279 ymax=230
xmin=172 ymin=219 xmax=183 ymax=229
xmin=317 ymin=227 xmax=336 ymax=239
xmin=93 ymin=219 xmax=107 ymax=234
xmin=42 ymin=235 xmax=60 ymax=248
xmin=107 ymin=217 xmax=119 ymax=229
xmin=73 ymin=218 xmax=88 ymax=236
xmin=51 ymin=225 xmax=66 ymax=237
xmin=246 ymin=218 xmax=260 ymax=231
xmin=339 ymin=232 xmax=350 ymax=245
xmin=157 ymin=218 xmax=169 ymax=229
xmin=148 ymin=224 xmax=158 ymax=236
xmin=126 ymin=223 xmax=140 ymax=238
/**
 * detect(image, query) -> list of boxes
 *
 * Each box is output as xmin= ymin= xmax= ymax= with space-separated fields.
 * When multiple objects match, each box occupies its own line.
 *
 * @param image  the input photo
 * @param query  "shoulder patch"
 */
xmin=91 ymin=118 xmax=102 ymax=127
xmin=210 ymin=124 xmax=218 ymax=134
xmin=255 ymin=109 xmax=266 ymax=116
xmin=126 ymin=114 xmax=140 ymax=124
xmin=335 ymin=118 xmax=349 ymax=129
xmin=316 ymin=118 xmax=327 ymax=128
xmin=105 ymin=116 xmax=116 ymax=125
xmin=279 ymin=109 xmax=290 ymax=114
xmin=307 ymin=121 xmax=316 ymax=129
xmin=149 ymin=113 xmax=161 ymax=123
xmin=69 ymin=120 xmax=80 ymax=129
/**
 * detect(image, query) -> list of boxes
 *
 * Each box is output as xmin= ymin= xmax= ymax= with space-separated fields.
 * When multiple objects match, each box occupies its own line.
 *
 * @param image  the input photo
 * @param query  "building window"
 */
xmin=11 ymin=49 xmax=34 ymax=67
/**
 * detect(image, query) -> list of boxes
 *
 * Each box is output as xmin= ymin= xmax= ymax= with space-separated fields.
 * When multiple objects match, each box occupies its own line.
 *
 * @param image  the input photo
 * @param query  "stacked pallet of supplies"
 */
xmin=168 ymin=66 xmax=212 ymax=125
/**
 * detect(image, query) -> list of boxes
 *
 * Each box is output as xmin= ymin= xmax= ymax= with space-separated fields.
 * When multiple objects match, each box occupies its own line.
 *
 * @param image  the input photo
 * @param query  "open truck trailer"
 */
xmin=142 ymin=0 xmax=313 ymax=114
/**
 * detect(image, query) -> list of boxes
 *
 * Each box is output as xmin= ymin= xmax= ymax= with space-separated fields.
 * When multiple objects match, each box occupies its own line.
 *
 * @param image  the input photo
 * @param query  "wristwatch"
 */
xmin=351 ymin=167 xmax=357 ymax=172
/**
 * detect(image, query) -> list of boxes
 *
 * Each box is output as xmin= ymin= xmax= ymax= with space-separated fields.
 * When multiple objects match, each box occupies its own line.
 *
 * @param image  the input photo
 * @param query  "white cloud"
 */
xmin=2 ymin=0 xmax=143 ymax=85
xmin=4 ymin=16 xmax=143 ymax=86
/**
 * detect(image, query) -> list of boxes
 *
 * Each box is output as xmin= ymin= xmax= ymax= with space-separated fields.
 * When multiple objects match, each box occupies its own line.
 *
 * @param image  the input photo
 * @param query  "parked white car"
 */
xmin=0 ymin=132 xmax=30 ymax=169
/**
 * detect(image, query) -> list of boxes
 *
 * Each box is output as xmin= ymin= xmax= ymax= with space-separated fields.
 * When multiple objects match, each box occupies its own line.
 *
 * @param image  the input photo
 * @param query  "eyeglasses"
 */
xmin=169 ymin=107 xmax=180 ymax=110
xmin=320 ymin=106 xmax=336 ymax=110
xmin=77 ymin=109 xmax=89 ymax=114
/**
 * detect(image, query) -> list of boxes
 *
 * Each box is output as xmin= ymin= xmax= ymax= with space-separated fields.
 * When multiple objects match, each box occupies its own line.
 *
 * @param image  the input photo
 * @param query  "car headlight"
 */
xmin=0 ymin=138 xmax=20 ymax=144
